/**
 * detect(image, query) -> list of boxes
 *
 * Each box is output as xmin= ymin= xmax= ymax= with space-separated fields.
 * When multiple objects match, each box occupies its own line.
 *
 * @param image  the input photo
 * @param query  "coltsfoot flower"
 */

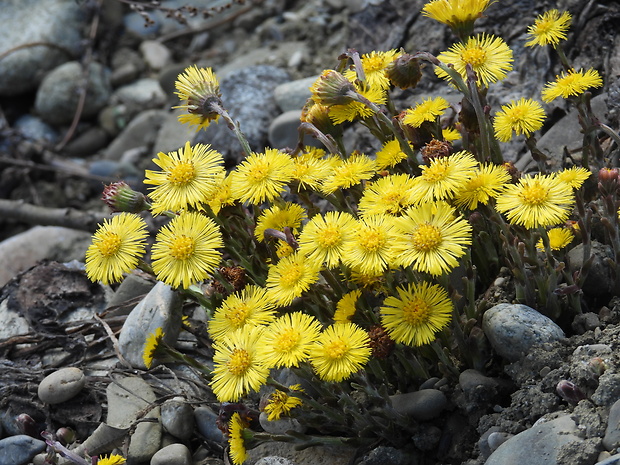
xmin=422 ymin=0 xmax=493 ymax=30
xmin=174 ymin=65 xmax=222 ymax=130
xmin=343 ymin=49 xmax=401 ymax=90
xmin=320 ymin=152 xmax=376 ymax=195
xmin=143 ymin=327 xmax=165 ymax=369
xmin=266 ymin=252 xmax=321 ymax=306
xmin=525 ymin=9 xmax=572 ymax=47
xmin=97 ymin=455 xmax=126 ymax=465
xmin=375 ymin=139 xmax=411 ymax=170
xmin=334 ymin=289 xmax=362 ymax=324
xmin=403 ymin=96 xmax=450 ymax=128
xmin=254 ymin=203 xmax=307 ymax=242
xmin=341 ymin=215 xmax=397 ymax=275
xmin=411 ymin=151 xmax=478 ymax=203
xmin=541 ymin=68 xmax=603 ymax=102
xmin=493 ymin=98 xmax=545 ymax=142
xmin=453 ymin=163 xmax=511 ymax=209
xmin=264 ymin=386 xmax=304 ymax=421
xmin=262 ymin=312 xmax=322 ymax=368
xmin=554 ymin=166 xmax=591 ymax=190
xmin=298 ymin=211 xmax=357 ymax=268
xmin=358 ymin=174 xmax=418 ymax=217
xmin=536 ymin=227 xmax=575 ymax=251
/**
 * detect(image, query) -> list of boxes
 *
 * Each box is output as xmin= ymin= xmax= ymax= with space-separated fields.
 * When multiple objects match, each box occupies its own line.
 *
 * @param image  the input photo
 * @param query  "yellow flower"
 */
xmin=208 ymin=285 xmax=276 ymax=341
xmin=554 ymin=166 xmax=591 ymax=189
xmin=211 ymin=326 xmax=270 ymax=402
xmin=422 ymin=0 xmax=493 ymax=29
xmin=264 ymin=386 xmax=304 ymax=421
xmin=145 ymin=141 xmax=225 ymax=214
xmin=230 ymin=148 xmax=295 ymax=205
xmin=375 ymin=139 xmax=411 ymax=170
xmin=276 ymin=240 xmax=295 ymax=258
xmin=85 ymin=213 xmax=148 ymax=285
xmin=97 ymin=454 xmax=126 ymax=465
xmin=262 ymin=312 xmax=322 ymax=368
xmin=436 ymin=33 xmax=514 ymax=87
xmin=266 ymin=252 xmax=321 ymax=306
xmin=536 ymin=227 xmax=575 ymax=251
xmin=173 ymin=65 xmax=222 ymax=130
xmin=320 ymin=152 xmax=376 ymax=195
xmin=254 ymin=203 xmax=307 ymax=241
xmin=343 ymin=49 xmax=401 ymax=90
xmin=403 ymin=97 xmax=450 ymax=128
xmin=411 ymin=151 xmax=478 ymax=203
xmin=358 ymin=174 xmax=418 ymax=217
xmin=442 ymin=126 xmax=461 ymax=142
xmin=298 ymin=211 xmax=357 ymax=268
xmin=151 ymin=211 xmax=223 ymax=289
xmin=541 ymin=68 xmax=603 ymax=102
xmin=453 ymin=163 xmax=511 ymax=209
xmin=380 ymin=281 xmax=452 ymax=346
xmin=203 ymin=171 xmax=236 ymax=214
xmin=227 ymin=413 xmax=249 ymax=465
xmin=309 ymin=323 xmax=371 ymax=382
xmin=525 ymin=9 xmax=572 ymax=47
xmin=291 ymin=152 xmax=333 ymax=191
xmin=143 ymin=327 xmax=165 ymax=369
xmin=392 ymin=202 xmax=472 ymax=276
xmin=495 ymin=173 xmax=575 ymax=228
xmin=493 ymin=98 xmax=545 ymax=142
xmin=341 ymin=215 xmax=396 ymax=275
xmin=334 ymin=289 xmax=362 ymax=324
xmin=328 ymin=82 xmax=386 ymax=124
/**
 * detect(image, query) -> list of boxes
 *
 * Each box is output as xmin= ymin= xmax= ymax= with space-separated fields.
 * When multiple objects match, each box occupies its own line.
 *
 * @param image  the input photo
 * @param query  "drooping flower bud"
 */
xmin=102 ymin=182 xmax=150 ymax=213
xmin=310 ymin=70 xmax=356 ymax=106
xmin=385 ymin=53 xmax=422 ymax=89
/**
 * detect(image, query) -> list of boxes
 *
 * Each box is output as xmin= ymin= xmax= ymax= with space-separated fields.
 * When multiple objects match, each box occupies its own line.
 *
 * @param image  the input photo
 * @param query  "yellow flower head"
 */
xmin=230 ymin=148 xmax=295 ymax=205
xmin=342 ymin=215 xmax=397 ymax=276
xmin=453 ymin=163 xmax=511 ymax=209
xmin=358 ymin=173 xmax=418 ymax=217
xmin=208 ymin=285 xmax=276 ymax=341
xmin=143 ymin=327 xmax=165 ymax=369
xmin=262 ymin=312 xmax=322 ymax=368
xmin=266 ymin=252 xmax=321 ymax=306
xmin=85 ymin=213 xmax=148 ymax=285
xmin=495 ymin=173 xmax=575 ymax=228
xmin=151 ymin=211 xmax=223 ymax=289
xmin=97 ymin=454 xmax=126 ymax=465
xmin=291 ymin=152 xmax=333 ymax=191
xmin=493 ymin=98 xmax=546 ymax=142
xmin=403 ymin=97 xmax=450 ymax=128
xmin=392 ymin=202 xmax=472 ymax=275
xmin=334 ymin=289 xmax=362 ymax=324
xmin=343 ymin=49 xmax=402 ymax=91
xmin=328 ymin=82 xmax=386 ymax=124
xmin=541 ymin=68 xmax=603 ymax=102
xmin=375 ymin=139 xmax=411 ymax=170
xmin=227 ymin=413 xmax=249 ymax=465
xmin=211 ymin=326 xmax=270 ymax=402
xmin=536 ymin=227 xmax=575 ymax=251
xmin=309 ymin=323 xmax=371 ymax=382
xmin=173 ymin=65 xmax=222 ymax=130
xmin=298 ymin=211 xmax=357 ymax=268
xmin=422 ymin=0 xmax=493 ymax=29
xmin=380 ymin=281 xmax=453 ymax=346
xmin=145 ymin=141 xmax=225 ymax=214
xmin=554 ymin=166 xmax=591 ymax=190
xmin=254 ymin=203 xmax=307 ymax=242
xmin=264 ymin=386 xmax=304 ymax=421
xmin=526 ymin=9 xmax=572 ymax=47
xmin=320 ymin=153 xmax=376 ymax=195
xmin=411 ymin=151 xmax=478 ymax=203
xmin=204 ymin=171 xmax=236 ymax=214
xmin=442 ymin=127 xmax=462 ymax=142
xmin=436 ymin=33 xmax=514 ymax=87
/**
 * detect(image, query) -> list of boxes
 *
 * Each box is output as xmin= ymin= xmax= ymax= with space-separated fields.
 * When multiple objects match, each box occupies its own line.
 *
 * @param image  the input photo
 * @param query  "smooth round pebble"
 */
xmin=161 ymin=397 xmax=194 ymax=440
xmin=482 ymin=304 xmax=565 ymax=362
xmin=150 ymin=443 xmax=191 ymax=465
xmin=259 ymin=412 xmax=306 ymax=435
xmin=389 ymin=389 xmax=447 ymax=421
xmin=38 ymin=367 xmax=85 ymax=404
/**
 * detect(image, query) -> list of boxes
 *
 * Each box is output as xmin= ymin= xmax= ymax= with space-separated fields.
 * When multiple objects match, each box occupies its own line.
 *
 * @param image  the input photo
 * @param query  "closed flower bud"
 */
xmin=102 ymin=182 xmax=150 ymax=213
xmin=598 ymin=167 xmax=619 ymax=183
xmin=421 ymin=139 xmax=453 ymax=164
xmin=385 ymin=53 xmax=422 ymax=89
xmin=310 ymin=70 xmax=356 ymax=106
xmin=556 ymin=379 xmax=586 ymax=404
xmin=56 ymin=427 xmax=76 ymax=445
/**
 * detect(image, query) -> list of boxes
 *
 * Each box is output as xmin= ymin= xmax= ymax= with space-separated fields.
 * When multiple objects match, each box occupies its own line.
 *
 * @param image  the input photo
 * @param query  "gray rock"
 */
xmin=161 ymin=397 xmax=194 ymax=440
xmin=268 ymin=111 xmax=302 ymax=151
xmin=64 ymin=126 xmax=109 ymax=157
xmin=0 ymin=225 xmax=92 ymax=288
xmin=358 ymin=446 xmax=411 ymax=465
xmin=247 ymin=441 xmax=356 ymax=465
xmin=482 ymin=303 xmax=565 ymax=362
xmin=604 ymin=398 xmax=620 ymax=450
xmin=389 ymin=389 xmax=447 ymax=421
xmin=567 ymin=241 xmax=615 ymax=296
xmin=0 ymin=0 xmax=84 ymax=95
xmin=592 ymin=373 xmax=620 ymax=407
xmin=255 ymin=457 xmax=296 ymax=465
xmin=105 ymin=273 xmax=155 ymax=317
xmin=113 ymin=78 xmax=167 ymax=111
xmin=0 ymin=435 xmax=46 ymax=465
xmin=487 ymin=431 xmax=513 ymax=452
xmin=598 ymin=452 xmax=620 ymax=465
xmin=118 ymin=281 xmax=183 ymax=369
xmin=102 ymin=109 xmax=168 ymax=160
xmin=13 ymin=115 xmax=59 ymax=144
xmin=273 ymin=76 xmax=317 ymax=112
xmin=485 ymin=415 xmax=583 ymax=465
xmin=107 ymin=376 xmax=161 ymax=462
xmin=153 ymin=110 xmax=200 ymax=155
xmin=259 ymin=412 xmax=306 ymax=435
xmin=193 ymin=65 xmax=290 ymax=164
xmin=459 ymin=369 xmax=499 ymax=394
xmin=35 ymin=61 xmax=111 ymax=125
xmin=139 ymin=40 xmax=172 ymax=71
xmin=194 ymin=406 xmax=225 ymax=443
xmin=150 ymin=443 xmax=192 ymax=465
xmin=38 ymin=367 xmax=86 ymax=404
xmin=0 ymin=299 xmax=31 ymax=340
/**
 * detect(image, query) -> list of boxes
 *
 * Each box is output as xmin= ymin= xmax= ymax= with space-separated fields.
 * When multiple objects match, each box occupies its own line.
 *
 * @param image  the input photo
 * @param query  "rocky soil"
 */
xmin=2 ymin=0 xmax=620 ymax=464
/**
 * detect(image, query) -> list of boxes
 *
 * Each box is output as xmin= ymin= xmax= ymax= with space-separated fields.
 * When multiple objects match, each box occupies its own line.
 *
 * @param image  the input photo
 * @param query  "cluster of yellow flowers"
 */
xmin=83 ymin=0 xmax=616 ymax=462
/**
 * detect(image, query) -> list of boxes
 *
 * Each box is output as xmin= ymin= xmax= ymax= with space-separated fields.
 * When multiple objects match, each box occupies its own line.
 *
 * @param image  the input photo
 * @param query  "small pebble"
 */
xmin=150 ymin=443 xmax=192 ymax=465
xmin=389 ymin=389 xmax=447 ymax=421
xmin=161 ymin=397 xmax=194 ymax=440
xmin=38 ymin=367 xmax=85 ymax=404
xmin=194 ymin=407 xmax=225 ymax=443
xmin=0 ymin=435 xmax=46 ymax=465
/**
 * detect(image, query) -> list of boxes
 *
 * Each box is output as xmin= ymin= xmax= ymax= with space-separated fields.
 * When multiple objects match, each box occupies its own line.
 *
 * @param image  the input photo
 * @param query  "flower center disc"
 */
xmin=360 ymin=228 xmax=385 ymax=251
xmin=168 ymin=161 xmax=196 ymax=185
xmin=280 ymin=265 xmax=303 ymax=288
xmin=227 ymin=348 xmax=251 ymax=375
xmin=275 ymin=328 xmax=300 ymax=352
xmin=402 ymin=296 xmax=430 ymax=325
xmin=97 ymin=232 xmax=122 ymax=257
xmin=227 ymin=303 xmax=249 ymax=326
xmin=318 ymin=226 xmax=341 ymax=247
xmin=423 ymin=162 xmax=449 ymax=182
xmin=520 ymin=183 xmax=548 ymax=205
xmin=411 ymin=223 xmax=442 ymax=251
xmin=325 ymin=338 xmax=347 ymax=359
xmin=462 ymin=47 xmax=487 ymax=67
xmin=170 ymin=235 xmax=195 ymax=260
